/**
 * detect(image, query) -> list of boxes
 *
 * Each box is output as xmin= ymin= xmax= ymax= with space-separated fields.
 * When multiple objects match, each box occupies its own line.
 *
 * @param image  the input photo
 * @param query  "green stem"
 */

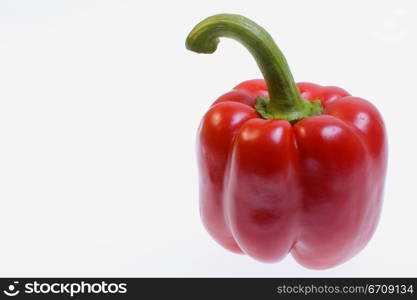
xmin=186 ymin=14 xmax=322 ymax=121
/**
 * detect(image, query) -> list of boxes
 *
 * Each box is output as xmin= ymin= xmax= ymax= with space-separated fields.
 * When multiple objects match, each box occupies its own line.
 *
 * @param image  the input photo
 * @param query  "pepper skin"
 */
xmin=187 ymin=14 xmax=387 ymax=269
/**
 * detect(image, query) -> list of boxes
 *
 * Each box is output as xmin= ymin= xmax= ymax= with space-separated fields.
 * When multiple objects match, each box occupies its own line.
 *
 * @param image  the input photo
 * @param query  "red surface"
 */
xmin=197 ymin=79 xmax=387 ymax=269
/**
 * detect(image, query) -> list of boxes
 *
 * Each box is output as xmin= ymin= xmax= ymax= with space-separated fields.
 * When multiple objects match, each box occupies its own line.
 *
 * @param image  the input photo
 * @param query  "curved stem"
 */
xmin=186 ymin=14 xmax=322 ymax=121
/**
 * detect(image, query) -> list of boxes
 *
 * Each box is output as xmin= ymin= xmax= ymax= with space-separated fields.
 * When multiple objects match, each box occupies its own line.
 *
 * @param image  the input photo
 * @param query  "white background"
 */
xmin=0 ymin=0 xmax=416 ymax=277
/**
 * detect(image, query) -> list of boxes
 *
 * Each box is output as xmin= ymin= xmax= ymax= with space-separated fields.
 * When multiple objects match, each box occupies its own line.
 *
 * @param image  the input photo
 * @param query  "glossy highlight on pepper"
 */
xmin=186 ymin=14 xmax=387 ymax=269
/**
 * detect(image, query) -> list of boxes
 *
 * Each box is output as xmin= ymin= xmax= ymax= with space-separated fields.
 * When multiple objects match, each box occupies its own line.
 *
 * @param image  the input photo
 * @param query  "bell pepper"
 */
xmin=186 ymin=14 xmax=387 ymax=269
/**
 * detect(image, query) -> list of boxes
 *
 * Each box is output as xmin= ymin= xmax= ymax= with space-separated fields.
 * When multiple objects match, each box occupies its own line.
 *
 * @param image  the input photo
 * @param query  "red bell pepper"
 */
xmin=186 ymin=14 xmax=387 ymax=269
